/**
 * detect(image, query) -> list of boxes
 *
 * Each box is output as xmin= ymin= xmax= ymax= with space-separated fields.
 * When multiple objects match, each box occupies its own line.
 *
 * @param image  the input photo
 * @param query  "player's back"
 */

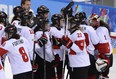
xmin=81 ymin=24 xmax=99 ymax=55
xmin=96 ymin=26 xmax=112 ymax=54
xmin=3 ymin=36 xmax=32 ymax=75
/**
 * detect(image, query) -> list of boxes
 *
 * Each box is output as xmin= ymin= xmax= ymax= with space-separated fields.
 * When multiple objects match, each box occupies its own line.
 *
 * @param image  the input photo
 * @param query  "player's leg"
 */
xmin=88 ymin=54 xmax=97 ymax=79
xmin=70 ymin=66 xmax=89 ymax=79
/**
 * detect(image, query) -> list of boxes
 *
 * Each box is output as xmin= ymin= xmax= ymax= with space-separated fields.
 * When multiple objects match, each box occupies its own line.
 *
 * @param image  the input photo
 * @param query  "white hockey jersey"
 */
xmin=80 ymin=24 xmax=99 ymax=55
xmin=67 ymin=30 xmax=90 ymax=67
xmin=12 ymin=21 xmax=34 ymax=60
xmin=35 ymin=31 xmax=54 ymax=62
xmin=49 ymin=27 xmax=65 ymax=60
xmin=96 ymin=26 xmax=112 ymax=54
xmin=0 ymin=37 xmax=32 ymax=75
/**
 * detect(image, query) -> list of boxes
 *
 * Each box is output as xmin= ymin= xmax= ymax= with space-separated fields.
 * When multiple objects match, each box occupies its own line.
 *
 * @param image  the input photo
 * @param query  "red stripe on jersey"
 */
xmin=97 ymin=43 xmax=110 ymax=54
xmin=75 ymin=40 xmax=85 ymax=51
xmin=84 ymin=33 xmax=89 ymax=47
xmin=0 ymin=47 xmax=8 ymax=56
xmin=1 ymin=37 xmax=6 ymax=45
xmin=69 ymin=49 xmax=76 ymax=55
xmin=0 ymin=64 xmax=2 ymax=70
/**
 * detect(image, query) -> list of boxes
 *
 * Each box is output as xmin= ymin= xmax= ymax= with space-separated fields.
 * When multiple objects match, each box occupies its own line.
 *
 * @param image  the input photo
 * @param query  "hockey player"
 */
xmin=34 ymin=15 xmax=54 ymax=79
xmin=0 ymin=11 xmax=8 ymax=45
xmin=11 ymin=6 xmax=25 ymax=25
xmin=0 ymin=11 xmax=7 ymax=79
xmin=61 ymin=16 xmax=90 ymax=79
xmin=33 ymin=5 xmax=49 ymax=33
xmin=0 ymin=24 xmax=32 ymax=79
xmin=75 ymin=12 xmax=99 ymax=79
xmin=33 ymin=5 xmax=51 ymax=79
xmin=49 ymin=13 xmax=65 ymax=79
xmin=88 ymin=13 xmax=113 ymax=79
xmin=12 ymin=6 xmax=34 ymax=61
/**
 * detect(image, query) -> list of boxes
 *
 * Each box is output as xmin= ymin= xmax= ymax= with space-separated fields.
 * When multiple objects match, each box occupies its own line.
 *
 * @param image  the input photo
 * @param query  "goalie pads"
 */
xmin=95 ymin=58 xmax=108 ymax=72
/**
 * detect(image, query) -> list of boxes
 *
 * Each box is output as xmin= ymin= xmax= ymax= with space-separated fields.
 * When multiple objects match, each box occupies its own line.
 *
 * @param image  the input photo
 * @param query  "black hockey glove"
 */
xmin=51 ymin=54 xmax=60 ymax=67
xmin=52 ymin=36 xmax=62 ymax=46
xmin=38 ymin=34 xmax=48 ymax=47
xmin=31 ymin=61 xmax=38 ymax=72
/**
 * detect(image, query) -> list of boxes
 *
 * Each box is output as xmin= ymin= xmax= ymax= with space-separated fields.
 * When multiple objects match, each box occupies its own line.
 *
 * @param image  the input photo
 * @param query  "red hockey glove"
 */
xmin=62 ymin=35 xmax=73 ymax=48
xmin=38 ymin=34 xmax=48 ymax=47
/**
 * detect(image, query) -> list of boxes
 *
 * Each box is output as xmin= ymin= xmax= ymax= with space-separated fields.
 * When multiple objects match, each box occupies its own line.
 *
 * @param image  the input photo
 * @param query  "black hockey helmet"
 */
xmin=75 ymin=12 xmax=86 ymax=19
xmin=51 ymin=14 xmax=63 ymax=24
xmin=70 ymin=16 xmax=81 ymax=25
xmin=0 ymin=11 xmax=8 ymax=26
xmin=20 ymin=10 xmax=35 ymax=27
xmin=68 ymin=16 xmax=81 ymax=33
xmin=37 ymin=5 xmax=49 ymax=14
xmin=4 ymin=24 xmax=17 ymax=39
xmin=13 ymin=6 xmax=25 ymax=16
xmin=36 ymin=15 xmax=49 ymax=25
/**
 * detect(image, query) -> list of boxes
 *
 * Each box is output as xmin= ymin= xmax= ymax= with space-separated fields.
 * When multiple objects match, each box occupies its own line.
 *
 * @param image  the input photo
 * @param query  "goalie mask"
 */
xmin=95 ymin=58 xmax=108 ymax=72
xmin=4 ymin=24 xmax=17 ymax=40
xmin=88 ymin=13 xmax=100 ymax=29
xmin=51 ymin=14 xmax=64 ymax=30
xmin=0 ymin=11 xmax=8 ymax=26
xmin=68 ymin=16 xmax=81 ymax=33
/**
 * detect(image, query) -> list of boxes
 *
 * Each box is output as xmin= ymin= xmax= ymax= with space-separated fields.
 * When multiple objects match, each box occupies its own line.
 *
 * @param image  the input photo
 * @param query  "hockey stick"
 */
xmin=50 ymin=34 xmax=58 ymax=79
xmin=32 ymin=39 xmax=36 ymax=79
xmin=62 ymin=14 xmax=68 ymax=79
xmin=62 ymin=2 xmax=74 ymax=79
xmin=42 ymin=23 xmax=46 ymax=79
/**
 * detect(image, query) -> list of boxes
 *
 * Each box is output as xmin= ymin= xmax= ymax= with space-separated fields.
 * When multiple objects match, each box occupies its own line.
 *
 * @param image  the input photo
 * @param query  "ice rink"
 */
xmin=4 ymin=54 xmax=116 ymax=79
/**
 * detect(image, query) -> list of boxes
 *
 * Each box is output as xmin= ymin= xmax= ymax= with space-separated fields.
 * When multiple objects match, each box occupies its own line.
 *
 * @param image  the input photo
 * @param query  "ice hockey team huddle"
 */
xmin=0 ymin=0 xmax=113 ymax=79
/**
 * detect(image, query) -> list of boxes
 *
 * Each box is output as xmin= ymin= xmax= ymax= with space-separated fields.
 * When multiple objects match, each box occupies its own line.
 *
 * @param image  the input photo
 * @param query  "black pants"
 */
xmin=52 ymin=61 xmax=63 ymax=79
xmin=34 ymin=54 xmax=53 ymax=79
xmin=13 ymin=71 xmax=32 ymax=79
xmin=70 ymin=66 xmax=89 ymax=79
xmin=88 ymin=54 xmax=98 ymax=78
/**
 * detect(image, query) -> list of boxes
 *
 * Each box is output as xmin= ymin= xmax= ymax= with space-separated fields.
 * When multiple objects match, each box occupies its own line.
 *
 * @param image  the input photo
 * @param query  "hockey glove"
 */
xmin=31 ymin=61 xmax=38 ymax=72
xmin=38 ymin=34 xmax=48 ymax=47
xmin=51 ymin=54 xmax=60 ymax=67
xmin=52 ymin=36 xmax=62 ymax=47
xmin=61 ymin=35 xmax=73 ymax=48
xmin=95 ymin=58 xmax=109 ymax=72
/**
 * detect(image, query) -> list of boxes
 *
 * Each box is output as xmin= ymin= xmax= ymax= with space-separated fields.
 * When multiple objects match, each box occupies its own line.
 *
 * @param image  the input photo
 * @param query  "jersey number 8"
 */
xmin=19 ymin=47 xmax=29 ymax=62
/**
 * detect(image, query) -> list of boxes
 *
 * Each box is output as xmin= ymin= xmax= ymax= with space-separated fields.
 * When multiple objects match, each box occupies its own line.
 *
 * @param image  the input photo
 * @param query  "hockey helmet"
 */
xmin=88 ymin=13 xmax=100 ymax=28
xmin=0 ymin=11 xmax=8 ymax=26
xmin=68 ymin=16 xmax=81 ymax=33
xmin=13 ymin=6 xmax=25 ymax=16
xmin=37 ymin=5 xmax=49 ymax=14
xmin=4 ymin=24 xmax=17 ymax=40
xmin=75 ymin=12 xmax=87 ymax=24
